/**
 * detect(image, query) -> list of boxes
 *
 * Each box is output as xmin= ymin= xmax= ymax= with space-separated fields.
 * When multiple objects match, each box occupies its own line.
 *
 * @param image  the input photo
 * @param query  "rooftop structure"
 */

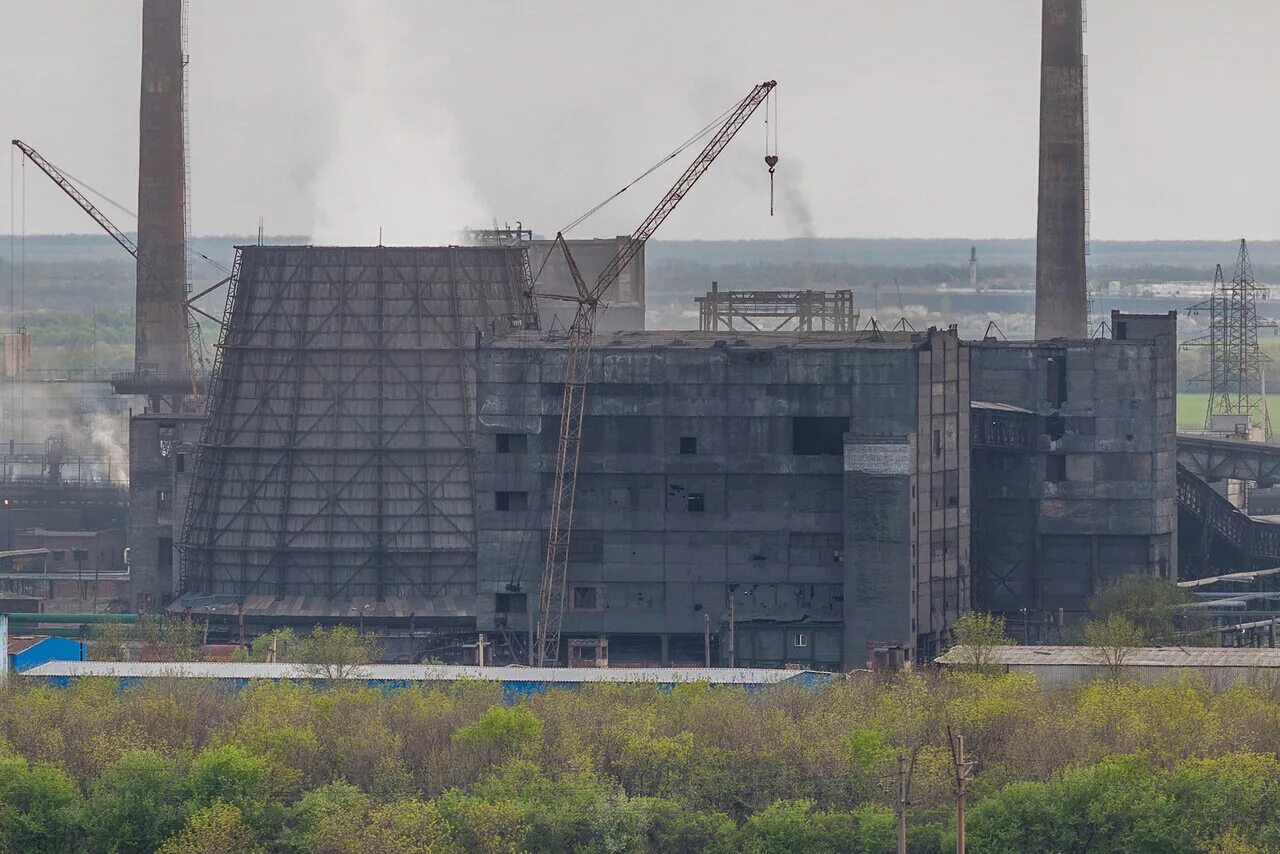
xmin=527 ymin=236 xmax=645 ymax=333
xmin=938 ymin=644 xmax=1280 ymax=687
xmin=22 ymin=660 xmax=832 ymax=700
xmin=695 ymin=285 xmax=859 ymax=333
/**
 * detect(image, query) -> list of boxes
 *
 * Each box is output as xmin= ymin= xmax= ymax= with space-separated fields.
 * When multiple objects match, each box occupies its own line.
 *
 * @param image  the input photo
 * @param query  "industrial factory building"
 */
xmin=155 ymin=296 xmax=1175 ymax=668
xmin=475 ymin=328 xmax=968 ymax=668
xmin=970 ymin=312 xmax=1179 ymax=629
xmin=6 ymin=0 xmax=1225 ymax=671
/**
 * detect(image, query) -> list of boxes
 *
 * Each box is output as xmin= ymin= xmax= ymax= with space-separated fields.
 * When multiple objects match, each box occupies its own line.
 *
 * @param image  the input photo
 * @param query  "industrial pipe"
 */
xmin=4 ymin=614 xmax=136 ymax=627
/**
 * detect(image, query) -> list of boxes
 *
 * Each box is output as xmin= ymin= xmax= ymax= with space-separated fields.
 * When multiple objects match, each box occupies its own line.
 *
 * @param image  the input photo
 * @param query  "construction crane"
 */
xmin=532 ymin=80 xmax=777 ymax=666
xmin=10 ymin=139 xmax=221 ymax=402
xmin=12 ymin=140 xmax=137 ymax=258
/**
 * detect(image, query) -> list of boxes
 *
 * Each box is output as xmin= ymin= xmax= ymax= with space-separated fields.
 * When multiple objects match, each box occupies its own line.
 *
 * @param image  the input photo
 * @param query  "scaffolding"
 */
xmin=696 ymin=285 xmax=859 ymax=333
xmin=178 ymin=245 xmax=535 ymax=618
xmin=1184 ymin=240 xmax=1277 ymax=439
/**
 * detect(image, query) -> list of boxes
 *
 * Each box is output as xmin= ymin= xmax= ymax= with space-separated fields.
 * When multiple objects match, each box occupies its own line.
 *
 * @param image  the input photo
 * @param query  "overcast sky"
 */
xmin=2 ymin=1 xmax=1279 ymax=243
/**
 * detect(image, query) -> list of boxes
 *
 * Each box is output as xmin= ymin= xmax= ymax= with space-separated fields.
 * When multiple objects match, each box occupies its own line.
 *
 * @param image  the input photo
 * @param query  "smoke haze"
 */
xmin=309 ymin=1 xmax=487 ymax=245
xmin=3 ymin=1 xmax=1280 ymax=240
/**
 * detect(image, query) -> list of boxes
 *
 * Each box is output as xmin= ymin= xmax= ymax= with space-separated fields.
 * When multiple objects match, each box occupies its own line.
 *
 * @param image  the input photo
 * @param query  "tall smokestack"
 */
xmin=136 ymin=0 xmax=190 ymax=378
xmin=1034 ymin=0 xmax=1088 ymax=340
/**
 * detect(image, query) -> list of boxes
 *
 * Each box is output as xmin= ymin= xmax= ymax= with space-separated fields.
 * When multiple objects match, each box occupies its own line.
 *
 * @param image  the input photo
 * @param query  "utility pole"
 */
xmin=896 ymin=753 xmax=909 ymax=854
xmin=948 ymin=727 xmax=976 ymax=854
xmin=703 ymin=613 xmax=711 ymax=667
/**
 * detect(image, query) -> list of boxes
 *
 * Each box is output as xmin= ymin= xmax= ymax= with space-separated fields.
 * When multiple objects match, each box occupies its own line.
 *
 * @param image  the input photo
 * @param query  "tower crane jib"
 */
xmin=533 ymin=80 xmax=777 ymax=666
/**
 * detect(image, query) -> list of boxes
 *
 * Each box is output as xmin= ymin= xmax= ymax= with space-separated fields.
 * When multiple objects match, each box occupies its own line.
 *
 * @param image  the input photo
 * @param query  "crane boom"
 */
xmin=11 ymin=140 xmax=138 ymax=259
xmin=11 ymin=139 xmax=211 ymax=402
xmin=533 ymin=80 xmax=776 ymax=666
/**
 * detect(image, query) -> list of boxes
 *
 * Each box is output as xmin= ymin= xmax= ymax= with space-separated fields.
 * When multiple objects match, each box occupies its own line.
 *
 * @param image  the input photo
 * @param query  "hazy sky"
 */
xmin=3 ymin=1 xmax=1279 ymax=243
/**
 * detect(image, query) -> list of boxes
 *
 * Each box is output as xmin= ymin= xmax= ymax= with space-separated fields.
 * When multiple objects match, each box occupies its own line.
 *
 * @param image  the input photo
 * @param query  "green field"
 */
xmin=1176 ymin=393 xmax=1280 ymax=431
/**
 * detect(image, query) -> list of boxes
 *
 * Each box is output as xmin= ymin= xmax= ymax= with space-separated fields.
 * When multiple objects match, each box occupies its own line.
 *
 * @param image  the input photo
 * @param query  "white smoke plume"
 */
xmin=0 ymin=383 xmax=129 ymax=485
xmin=88 ymin=411 xmax=128 ymax=485
xmin=309 ymin=2 xmax=488 ymax=246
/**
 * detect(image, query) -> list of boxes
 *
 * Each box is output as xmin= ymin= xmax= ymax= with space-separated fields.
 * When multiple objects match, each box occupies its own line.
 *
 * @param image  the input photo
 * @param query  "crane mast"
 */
xmin=533 ymin=80 xmax=777 ymax=666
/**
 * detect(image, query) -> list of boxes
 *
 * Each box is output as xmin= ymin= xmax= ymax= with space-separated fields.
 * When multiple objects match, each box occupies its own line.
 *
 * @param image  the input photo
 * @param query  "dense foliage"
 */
xmin=1 ymin=672 xmax=1280 ymax=852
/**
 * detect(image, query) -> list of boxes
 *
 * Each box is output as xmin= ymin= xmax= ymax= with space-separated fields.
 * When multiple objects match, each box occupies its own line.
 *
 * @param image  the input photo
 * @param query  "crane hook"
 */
xmin=765 ymin=155 xmax=779 ymax=216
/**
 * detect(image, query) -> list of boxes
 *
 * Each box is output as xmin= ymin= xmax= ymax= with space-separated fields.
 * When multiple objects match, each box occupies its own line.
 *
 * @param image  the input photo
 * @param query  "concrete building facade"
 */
xmin=970 ymin=312 xmax=1178 ymax=633
xmin=475 ymin=328 xmax=969 ymax=668
xmin=129 ymin=412 xmax=203 ymax=611
xmin=527 ymin=237 xmax=645 ymax=333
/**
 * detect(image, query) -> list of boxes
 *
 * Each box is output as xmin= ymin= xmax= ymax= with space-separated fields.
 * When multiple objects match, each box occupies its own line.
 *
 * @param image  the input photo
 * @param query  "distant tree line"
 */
xmin=0 ymin=654 xmax=1278 ymax=850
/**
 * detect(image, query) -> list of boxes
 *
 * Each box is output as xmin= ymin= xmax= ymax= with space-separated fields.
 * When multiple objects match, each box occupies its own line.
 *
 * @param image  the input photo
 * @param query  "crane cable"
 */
xmin=764 ymin=88 xmax=779 ymax=216
xmin=28 ymin=150 xmax=231 ymax=276
xmin=529 ymin=95 xmax=750 ymax=293
xmin=558 ymin=98 xmax=741 ymax=236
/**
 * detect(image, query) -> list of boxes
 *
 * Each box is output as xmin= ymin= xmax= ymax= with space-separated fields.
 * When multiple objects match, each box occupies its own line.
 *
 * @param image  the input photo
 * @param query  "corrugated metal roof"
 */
xmin=938 ymin=645 xmax=1280 ymax=668
xmin=23 ymin=660 xmax=820 ymax=684
xmin=7 ymin=636 xmax=46 ymax=656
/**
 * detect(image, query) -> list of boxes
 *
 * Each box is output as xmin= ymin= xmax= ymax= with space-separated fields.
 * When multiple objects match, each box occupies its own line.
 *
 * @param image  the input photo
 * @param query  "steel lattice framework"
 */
xmin=1185 ymin=240 xmax=1277 ymax=439
xmin=178 ymin=245 xmax=534 ymax=618
xmin=695 ymin=288 xmax=859 ymax=332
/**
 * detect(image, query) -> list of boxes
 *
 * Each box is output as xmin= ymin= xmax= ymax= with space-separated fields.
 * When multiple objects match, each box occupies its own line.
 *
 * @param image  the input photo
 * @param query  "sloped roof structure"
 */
xmin=179 ymin=245 xmax=533 ymax=618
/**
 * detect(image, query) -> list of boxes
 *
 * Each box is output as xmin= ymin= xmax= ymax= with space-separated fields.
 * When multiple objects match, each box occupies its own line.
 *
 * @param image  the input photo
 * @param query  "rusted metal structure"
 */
xmin=1034 ymin=0 xmax=1089 ymax=340
xmin=695 ymin=285 xmax=859 ymax=332
xmin=176 ymin=245 xmax=534 ymax=623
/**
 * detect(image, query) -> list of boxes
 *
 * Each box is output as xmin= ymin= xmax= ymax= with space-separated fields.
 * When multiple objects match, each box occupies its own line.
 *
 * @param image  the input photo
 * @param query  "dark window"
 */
xmin=1045 ymin=412 xmax=1067 ymax=441
xmin=945 ymin=470 xmax=960 ymax=507
xmin=496 ymin=433 xmax=527 ymax=454
xmin=934 ymin=429 xmax=943 ymax=457
xmin=157 ymin=537 xmax=173 ymax=570
xmin=687 ymin=492 xmax=705 ymax=512
xmin=72 ymin=548 xmax=88 ymax=562
xmin=175 ymin=453 xmax=185 ymax=473
xmin=793 ymin=632 xmax=809 ymax=648
xmin=572 ymin=586 xmax=601 ymax=611
xmin=1046 ymin=356 xmax=1067 ymax=407
xmin=1115 ymin=321 xmax=1128 ymax=340
xmin=680 ymin=436 xmax=698 ymax=455
xmin=157 ymin=489 xmax=172 ymax=512
xmin=495 ymin=592 xmax=527 ymax=613
xmin=792 ymin=417 xmax=849 ymax=456
xmin=52 ymin=550 xmax=65 ymax=563
xmin=1046 ymin=455 xmax=1067 ymax=483
xmin=495 ymin=491 xmax=528 ymax=511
